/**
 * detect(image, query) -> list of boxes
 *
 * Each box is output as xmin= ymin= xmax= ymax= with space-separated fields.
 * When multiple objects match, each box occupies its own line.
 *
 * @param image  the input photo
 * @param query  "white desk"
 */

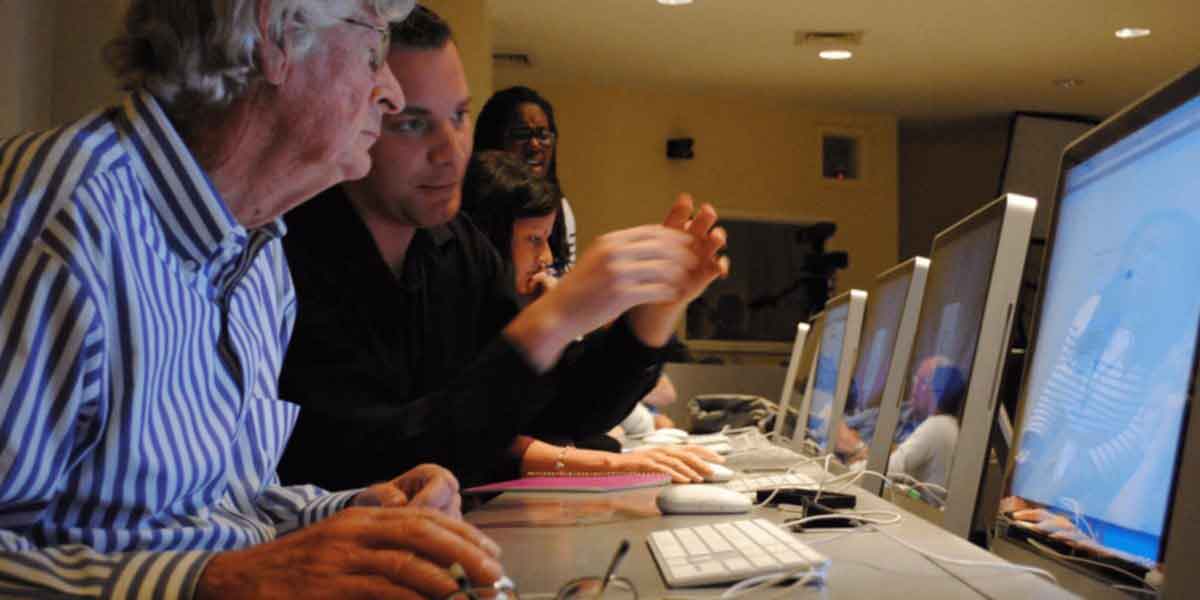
xmin=465 ymin=470 xmax=1077 ymax=599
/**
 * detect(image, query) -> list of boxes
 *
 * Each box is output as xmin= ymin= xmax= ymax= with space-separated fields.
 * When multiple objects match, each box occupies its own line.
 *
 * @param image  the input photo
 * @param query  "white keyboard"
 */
xmin=726 ymin=473 xmax=819 ymax=493
xmin=723 ymin=445 xmax=807 ymax=471
xmin=648 ymin=518 xmax=829 ymax=587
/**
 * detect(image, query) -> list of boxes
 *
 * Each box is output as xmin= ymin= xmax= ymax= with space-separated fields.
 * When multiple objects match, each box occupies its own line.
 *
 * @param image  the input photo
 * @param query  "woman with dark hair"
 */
xmin=462 ymin=150 xmax=561 ymax=304
xmin=474 ymin=86 xmax=577 ymax=270
xmin=462 ymin=150 xmax=723 ymax=478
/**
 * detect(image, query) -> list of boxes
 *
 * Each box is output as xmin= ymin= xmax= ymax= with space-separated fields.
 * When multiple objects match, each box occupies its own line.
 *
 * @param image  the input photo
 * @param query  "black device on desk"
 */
xmin=757 ymin=488 xmax=859 ymax=529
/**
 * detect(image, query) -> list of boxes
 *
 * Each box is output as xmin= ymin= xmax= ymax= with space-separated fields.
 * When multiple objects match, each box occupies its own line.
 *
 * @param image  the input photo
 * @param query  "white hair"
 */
xmin=106 ymin=0 xmax=414 ymax=122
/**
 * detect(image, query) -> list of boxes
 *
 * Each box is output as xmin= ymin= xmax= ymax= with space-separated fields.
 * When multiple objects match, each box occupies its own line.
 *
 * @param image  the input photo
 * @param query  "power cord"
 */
xmin=867 ymin=523 xmax=1058 ymax=584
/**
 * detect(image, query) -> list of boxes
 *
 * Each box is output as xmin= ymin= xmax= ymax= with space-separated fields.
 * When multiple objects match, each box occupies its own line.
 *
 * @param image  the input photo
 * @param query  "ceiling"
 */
xmin=490 ymin=0 xmax=1200 ymax=121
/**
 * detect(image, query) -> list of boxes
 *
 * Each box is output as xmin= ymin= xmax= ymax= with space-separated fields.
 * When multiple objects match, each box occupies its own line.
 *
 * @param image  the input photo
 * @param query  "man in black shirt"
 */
xmin=279 ymin=6 xmax=729 ymax=490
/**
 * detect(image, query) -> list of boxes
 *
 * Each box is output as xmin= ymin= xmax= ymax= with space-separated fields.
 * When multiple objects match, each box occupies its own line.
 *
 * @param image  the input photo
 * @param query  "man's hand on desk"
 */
xmin=354 ymin=463 xmax=463 ymax=518
xmin=196 ymin=506 xmax=503 ymax=600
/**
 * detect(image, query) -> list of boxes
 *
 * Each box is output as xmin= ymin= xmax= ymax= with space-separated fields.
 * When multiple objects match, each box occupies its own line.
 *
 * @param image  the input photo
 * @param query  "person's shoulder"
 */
xmin=925 ymin=414 xmax=960 ymax=436
xmin=284 ymin=186 xmax=356 ymax=241
xmin=446 ymin=212 xmax=503 ymax=262
xmin=2 ymin=108 xmax=133 ymax=262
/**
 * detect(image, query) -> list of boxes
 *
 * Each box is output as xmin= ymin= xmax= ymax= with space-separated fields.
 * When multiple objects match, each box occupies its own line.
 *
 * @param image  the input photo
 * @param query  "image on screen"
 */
xmin=1009 ymin=95 xmax=1200 ymax=565
xmin=807 ymin=303 xmax=849 ymax=449
xmin=888 ymin=209 xmax=1004 ymax=491
xmin=837 ymin=273 xmax=912 ymax=460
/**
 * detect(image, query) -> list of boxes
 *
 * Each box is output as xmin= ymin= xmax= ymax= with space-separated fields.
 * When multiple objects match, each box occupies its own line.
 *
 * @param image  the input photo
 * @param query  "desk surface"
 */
xmin=466 ymin=465 xmax=1078 ymax=599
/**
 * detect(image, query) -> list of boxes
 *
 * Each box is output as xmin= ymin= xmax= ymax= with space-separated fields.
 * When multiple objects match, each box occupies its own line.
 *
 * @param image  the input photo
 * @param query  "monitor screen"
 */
xmin=890 ymin=207 xmax=1005 ymax=489
xmin=840 ymin=271 xmax=913 ymax=457
xmin=807 ymin=303 xmax=849 ymax=449
xmin=1009 ymin=94 xmax=1200 ymax=564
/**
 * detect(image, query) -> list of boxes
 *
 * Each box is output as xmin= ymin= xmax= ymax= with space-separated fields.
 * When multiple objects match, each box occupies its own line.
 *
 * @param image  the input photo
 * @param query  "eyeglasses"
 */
xmin=445 ymin=540 xmax=638 ymax=600
xmin=506 ymin=126 xmax=557 ymax=145
xmin=340 ymin=17 xmax=391 ymax=72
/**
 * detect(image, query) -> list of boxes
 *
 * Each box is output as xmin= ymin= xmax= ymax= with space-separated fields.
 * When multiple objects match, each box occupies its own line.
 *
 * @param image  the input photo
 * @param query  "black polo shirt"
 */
xmin=277 ymin=186 xmax=661 ymax=490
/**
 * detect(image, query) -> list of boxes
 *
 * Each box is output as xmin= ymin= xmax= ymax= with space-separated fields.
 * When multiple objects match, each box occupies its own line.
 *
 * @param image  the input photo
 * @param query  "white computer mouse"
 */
xmin=702 ymin=462 xmax=735 ymax=483
xmin=657 ymin=485 xmax=752 ymax=515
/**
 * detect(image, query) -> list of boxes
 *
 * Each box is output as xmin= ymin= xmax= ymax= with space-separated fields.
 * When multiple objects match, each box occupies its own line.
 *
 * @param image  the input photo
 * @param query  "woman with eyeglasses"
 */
xmin=475 ymin=86 xmax=577 ymax=273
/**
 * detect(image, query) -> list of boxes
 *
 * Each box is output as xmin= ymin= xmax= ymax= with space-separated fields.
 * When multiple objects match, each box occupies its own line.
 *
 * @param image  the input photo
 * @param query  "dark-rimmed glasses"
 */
xmin=445 ymin=539 xmax=638 ymax=600
xmin=506 ymin=126 xmax=557 ymax=145
xmin=340 ymin=17 xmax=391 ymax=72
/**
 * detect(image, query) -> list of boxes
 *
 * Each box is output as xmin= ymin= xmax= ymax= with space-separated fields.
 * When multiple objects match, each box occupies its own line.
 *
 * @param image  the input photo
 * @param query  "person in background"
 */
xmin=461 ymin=150 xmax=561 ymax=306
xmin=886 ymin=357 xmax=966 ymax=490
xmin=0 ymin=1 xmax=505 ymax=598
xmin=278 ymin=6 xmax=729 ymax=492
xmin=461 ymin=150 xmax=708 ymax=472
xmin=475 ymin=85 xmax=577 ymax=269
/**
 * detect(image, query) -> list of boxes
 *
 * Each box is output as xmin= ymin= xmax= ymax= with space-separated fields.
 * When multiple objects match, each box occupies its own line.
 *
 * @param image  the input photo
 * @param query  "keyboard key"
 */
xmin=649 ymin=519 xmax=829 ymax=587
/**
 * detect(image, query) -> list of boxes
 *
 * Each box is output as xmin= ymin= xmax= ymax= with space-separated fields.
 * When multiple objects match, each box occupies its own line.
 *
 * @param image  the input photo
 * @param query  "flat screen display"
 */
xmin=807 ymin=303 xmax=849 ymax=449
xmin=839 ymin=272 xmax=912 ymax=454
xmin=890 ymin=207 xmax=1005 ymax=489
xmin=1010 ymin=95 xmax=1200 ymax=564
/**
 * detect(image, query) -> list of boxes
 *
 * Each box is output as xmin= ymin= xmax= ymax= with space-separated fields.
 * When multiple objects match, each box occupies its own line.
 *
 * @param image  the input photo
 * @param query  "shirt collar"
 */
xmin=117 ymin=91 xmax=277 ymax=265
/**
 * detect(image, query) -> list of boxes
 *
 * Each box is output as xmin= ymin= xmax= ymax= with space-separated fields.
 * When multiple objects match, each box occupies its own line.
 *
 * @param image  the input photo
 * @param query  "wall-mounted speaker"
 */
xmin=822 ymin=134 xmax=859 ymax=180
xmin=666 ymin=138 xmax=695 ymax=160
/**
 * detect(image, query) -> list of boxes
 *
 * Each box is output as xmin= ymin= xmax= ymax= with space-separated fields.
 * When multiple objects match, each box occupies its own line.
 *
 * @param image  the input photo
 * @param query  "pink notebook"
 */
xmin=463 ymin=473 xmax=671 ymax=494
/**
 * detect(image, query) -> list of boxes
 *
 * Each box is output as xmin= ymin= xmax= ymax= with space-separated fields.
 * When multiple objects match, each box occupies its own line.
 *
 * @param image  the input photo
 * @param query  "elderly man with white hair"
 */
xmin=0 ymin=1 xmax=504 ymax=598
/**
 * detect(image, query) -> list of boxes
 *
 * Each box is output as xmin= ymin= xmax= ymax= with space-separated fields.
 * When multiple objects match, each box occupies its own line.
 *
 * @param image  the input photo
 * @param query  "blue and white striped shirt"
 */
xmin=0 ymin=92 xmax=356 ymax=599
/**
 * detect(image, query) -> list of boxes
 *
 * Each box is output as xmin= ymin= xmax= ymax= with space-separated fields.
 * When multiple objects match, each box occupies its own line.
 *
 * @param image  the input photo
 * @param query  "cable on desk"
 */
xmin=866 ymin=524 xmax=1058 ymax=584
xmin=718 ymin=564 xmax=826 ymax=599
xmin=782 ymin=510 xmax=902 ymax=529
xmin=1024 ymin=538 xmax=1158 ymax=593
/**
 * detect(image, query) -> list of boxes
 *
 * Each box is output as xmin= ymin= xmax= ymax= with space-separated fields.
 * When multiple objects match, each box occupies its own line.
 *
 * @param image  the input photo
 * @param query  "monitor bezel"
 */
xmin=817 ymin=289 xmax=869 ymax=457
xmin=772 ymin=322 xmax=811 ymax=440
xmin=862 ymin=256 xmax=931 ymax=495
xmin=790 ymin=311 xmax=825 ymax=451
xmin=880 ymin=194 xmax=1035 ymax=537
xmin=1002 ymin=63 xmax=1200 ymax=575
xmin=941 ymin=193 xmax=1035 ymax=538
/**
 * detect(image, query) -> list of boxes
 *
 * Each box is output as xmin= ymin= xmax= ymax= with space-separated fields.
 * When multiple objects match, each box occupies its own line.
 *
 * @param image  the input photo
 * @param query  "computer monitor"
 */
xmin=771 ymin=322 xmax=811 ymax=440
xmin=843 ymin=257 xmax=931 ymax=495
xmin=1003 ymin=65 xmax=1200 ymax=579
xmin=790 ymin=312 xmax=824 ymax=448
xmin=884 ymin=194 xmax=1035 ymax=539
xmin=800 ymin=290 xmax=868 ymax=455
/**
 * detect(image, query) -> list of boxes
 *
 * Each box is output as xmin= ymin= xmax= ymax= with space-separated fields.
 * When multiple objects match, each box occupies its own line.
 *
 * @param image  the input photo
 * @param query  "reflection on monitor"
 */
xmin=838 ymin=268 xmax=914 ymax=461
xmin=1010 ymin=93 xmax=1200 ymax=566
xmin=807 ymin=304 xmax=848 ymax=449
xmin=888 ymin=202 xmax=1008 ymax=493
xmin=790 ymin=312 xmax=825 ymax=448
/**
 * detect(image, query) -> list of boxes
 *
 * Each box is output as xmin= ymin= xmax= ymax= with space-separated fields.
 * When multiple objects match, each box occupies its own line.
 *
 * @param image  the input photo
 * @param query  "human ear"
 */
xmin=256 ymin=0 xmax=289 ymax=86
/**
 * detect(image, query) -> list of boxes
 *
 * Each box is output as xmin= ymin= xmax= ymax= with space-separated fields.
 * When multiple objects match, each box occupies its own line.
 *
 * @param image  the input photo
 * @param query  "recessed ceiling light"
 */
xmin=1115 ymin=27 xmax=1151 ymax=39
xmin=1054 ymin=78 xmax=1084 ymax=88
xmin=657 ymin=0 xmax=693 ymax=5
xmin=819 ymin=49 xmax=854 ymax=61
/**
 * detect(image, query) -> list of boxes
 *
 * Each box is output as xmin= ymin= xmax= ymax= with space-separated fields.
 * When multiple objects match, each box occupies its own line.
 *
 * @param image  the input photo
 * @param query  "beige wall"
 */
xmin=493 ymin=70 xmax=899 ymax=294
xmin=898 ymin=117 xmax=1011 ymax=259
xmin=421 ymin=0 xmax=492 ymax=118
xmin=0 ymin=1 xmax=57 ymax=136
xmin=49 ymin=0 xmax=125 ymax=124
